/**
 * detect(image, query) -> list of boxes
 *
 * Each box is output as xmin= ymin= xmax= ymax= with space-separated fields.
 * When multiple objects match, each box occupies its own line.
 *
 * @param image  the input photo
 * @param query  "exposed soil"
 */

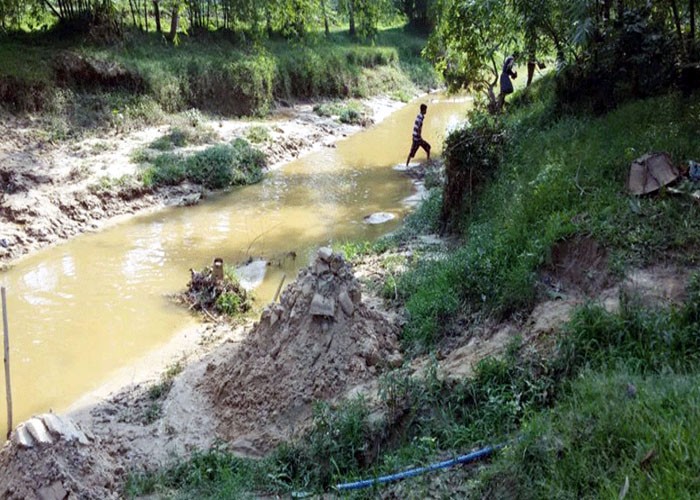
xmin=0 ymin=231 xmax=694 ymax=497
xmin=0 ymin=96 xmax=400 ymax=269
xmin=1 ymin=99 xmax=696 ymax=498
xmin=204 ymin=248 xmax=402 ymax=452
xmin=539 ymin=235 xmax=614 ymax=297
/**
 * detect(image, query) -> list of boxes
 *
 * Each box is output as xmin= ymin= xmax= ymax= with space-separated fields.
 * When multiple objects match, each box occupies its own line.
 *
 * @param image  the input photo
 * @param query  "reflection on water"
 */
xmin=0 ymin=94 xmax=471 ymax=439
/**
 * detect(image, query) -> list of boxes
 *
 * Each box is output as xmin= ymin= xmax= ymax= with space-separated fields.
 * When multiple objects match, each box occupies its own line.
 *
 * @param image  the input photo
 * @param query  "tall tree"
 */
xmin=426 ymin=0 xmax=519 ymax=111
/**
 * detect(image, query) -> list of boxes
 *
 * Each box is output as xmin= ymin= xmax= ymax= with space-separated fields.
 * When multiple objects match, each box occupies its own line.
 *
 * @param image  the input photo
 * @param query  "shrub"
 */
xmin=554 ymin=6 xmax=678 ymax=115
xmin=270 ymin=398 xmax=376 ymax=490
xmin=140 ymin=139 xmax=265 ymax=190
xmin=244 ymin=125 xmax=271 ymax=144
xmin=439 ymin=113 xmax=506 ymax=235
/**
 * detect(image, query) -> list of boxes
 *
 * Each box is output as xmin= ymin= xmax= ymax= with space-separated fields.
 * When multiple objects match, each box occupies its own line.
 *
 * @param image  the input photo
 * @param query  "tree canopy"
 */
xmin=0 ymin=0 xmax=438 ymax=39
xmin=427 ymin=0 xmax=697 ymax=111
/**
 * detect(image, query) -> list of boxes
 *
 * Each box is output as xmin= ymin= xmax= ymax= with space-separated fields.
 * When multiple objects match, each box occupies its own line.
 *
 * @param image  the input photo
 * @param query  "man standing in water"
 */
xmin=406 ymin=103 xmax=431 ymax=166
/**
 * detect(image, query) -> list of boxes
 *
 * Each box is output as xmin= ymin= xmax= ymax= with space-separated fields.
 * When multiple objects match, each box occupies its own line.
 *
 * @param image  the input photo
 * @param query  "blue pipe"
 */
xmin=335 ymin=443 xmax=506 ymax=491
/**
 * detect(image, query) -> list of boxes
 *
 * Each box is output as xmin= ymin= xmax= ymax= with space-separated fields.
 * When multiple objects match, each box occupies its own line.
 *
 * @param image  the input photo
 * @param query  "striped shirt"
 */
xmin=412 ymin=113 xmax=424 ymax=140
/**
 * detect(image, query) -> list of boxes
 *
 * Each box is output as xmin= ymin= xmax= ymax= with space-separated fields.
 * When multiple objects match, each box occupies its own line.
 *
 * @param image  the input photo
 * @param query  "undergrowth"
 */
xmin=140 ymin=138 xmax=266 ymax=190
xmin=396 ymin=81 xmax=700 ymax=353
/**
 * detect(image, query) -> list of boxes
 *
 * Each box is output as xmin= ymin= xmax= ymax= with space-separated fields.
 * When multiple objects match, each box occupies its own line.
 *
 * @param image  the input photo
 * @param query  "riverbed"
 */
xmin=0 ymin=94 xmax=472 ymax=440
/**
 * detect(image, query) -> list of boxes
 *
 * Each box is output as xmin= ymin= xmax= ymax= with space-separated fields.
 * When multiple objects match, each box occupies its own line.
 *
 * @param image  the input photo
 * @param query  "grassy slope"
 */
xmin=0 ymin=26 xmax=436 ymax=121
xmin=126 ymin=76 xmax=700 ymax=497
xmin=386 ymin=80 xmax=700 ymax=497
xmin=398 ymin=80 xmax=700 ymax=351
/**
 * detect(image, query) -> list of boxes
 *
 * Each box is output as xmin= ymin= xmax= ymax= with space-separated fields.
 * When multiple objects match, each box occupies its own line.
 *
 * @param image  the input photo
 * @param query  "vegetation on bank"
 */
xmin=125 ymin=69 xmax=700 ymax=497
xmin=137 ymin=138 xmax=266 ymax=190
xmin=0 ymin=27 xmax=436 ymax=128
xmin=3 ymin=1 xmax=697 ymax=497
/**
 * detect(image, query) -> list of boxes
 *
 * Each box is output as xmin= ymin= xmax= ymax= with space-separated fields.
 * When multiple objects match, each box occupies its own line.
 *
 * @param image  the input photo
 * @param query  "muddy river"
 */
xmin=0 ymin=95 xmax=472 ymax=440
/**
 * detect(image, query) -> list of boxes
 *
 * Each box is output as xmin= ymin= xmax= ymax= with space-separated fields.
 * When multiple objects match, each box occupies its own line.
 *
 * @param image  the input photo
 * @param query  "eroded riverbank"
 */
xmin=0 ymin=96 xmax=405 ymax=268
xmin=0 ymin=93 xmax=473 ymax=441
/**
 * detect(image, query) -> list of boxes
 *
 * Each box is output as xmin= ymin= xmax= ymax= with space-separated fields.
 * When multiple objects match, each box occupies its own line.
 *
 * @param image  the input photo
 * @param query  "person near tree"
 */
xmin=498 ymin=54 xmax=518 ymax=107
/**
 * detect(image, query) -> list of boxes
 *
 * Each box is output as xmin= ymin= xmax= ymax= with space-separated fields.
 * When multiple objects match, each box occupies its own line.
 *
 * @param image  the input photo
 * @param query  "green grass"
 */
xmin=394 ymin=82 xmax=700 ymax=353
xmin=483 ymin=372 xmax=700 ymax=499
xmin=148 ymin=125 xmax=217 ymax=151
xmin=0 ymin=25 xmax=436 ymax=120
xmin=140 ymin=138 xmax=266 ymax=190
xmin=243 ymin=124 xmax=271 ymax=144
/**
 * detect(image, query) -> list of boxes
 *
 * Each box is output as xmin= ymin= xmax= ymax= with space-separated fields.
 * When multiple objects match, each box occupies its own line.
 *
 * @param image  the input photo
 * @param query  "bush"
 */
xmin=141 ymin=139 xmax=265 ymax=190
xmin=439 ymin=113 xmax=507 ymax=235
xmin=554 ymin=7 xmax=678 ymax=115
xmin=270 ymin=398 xmax=377 ymax=490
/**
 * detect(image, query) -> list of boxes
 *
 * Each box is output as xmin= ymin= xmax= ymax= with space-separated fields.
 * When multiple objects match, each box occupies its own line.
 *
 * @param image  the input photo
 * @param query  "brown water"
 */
xmin=0 ymin=94 xmax=472 ymax=440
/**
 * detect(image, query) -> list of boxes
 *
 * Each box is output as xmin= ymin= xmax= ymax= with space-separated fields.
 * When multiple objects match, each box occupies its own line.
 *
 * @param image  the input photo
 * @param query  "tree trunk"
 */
xmin=153 ymin=0 xmax=161 ymax=32
xmin=128 ymin=0 xmax=138 ymax=28
xmin=348 ymin=0 xmax=355 ymax=36
xmin=266 ymin=6 xmax=273 ymax=37
xmin=169 ymin=5 xmax=179 ymax=41
xmin=143 ymin=0 xmax=148 ymax=31
xmin=670 ymin=0 xmax=684 ymax=43
xmin=321 ymin=0 xmax=329 ymax=35
xmin=527 ymin=61 xmax=536 ymax=86
xmin=690 ymin=0 xmax=696 ymax=47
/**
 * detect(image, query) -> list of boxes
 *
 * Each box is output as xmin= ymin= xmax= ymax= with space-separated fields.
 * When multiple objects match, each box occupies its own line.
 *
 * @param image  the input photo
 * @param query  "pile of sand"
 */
xmin=202 ymin=248 xmax=403 ymax=450
xmin=0 ymin=415 xmax=120 ymax=500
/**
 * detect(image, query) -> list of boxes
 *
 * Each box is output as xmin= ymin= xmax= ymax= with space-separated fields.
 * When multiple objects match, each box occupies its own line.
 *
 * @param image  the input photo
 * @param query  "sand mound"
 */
xmin=203 ymin=248 xmax=402 ymax=450
xmin=0 ymin=415 xmax=119 ymax=499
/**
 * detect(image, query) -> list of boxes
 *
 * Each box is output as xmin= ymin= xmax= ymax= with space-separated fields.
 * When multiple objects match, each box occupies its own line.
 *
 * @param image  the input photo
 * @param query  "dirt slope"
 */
xmin=202 ymin=248 xmax=402 ymax=451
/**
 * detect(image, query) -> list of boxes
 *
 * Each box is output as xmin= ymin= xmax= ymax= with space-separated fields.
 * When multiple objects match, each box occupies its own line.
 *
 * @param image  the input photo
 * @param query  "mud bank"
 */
xmin=0 ymin=96 xmax=404 ymax=269
xmin=0 ymin=228 xmax=693 ymax=498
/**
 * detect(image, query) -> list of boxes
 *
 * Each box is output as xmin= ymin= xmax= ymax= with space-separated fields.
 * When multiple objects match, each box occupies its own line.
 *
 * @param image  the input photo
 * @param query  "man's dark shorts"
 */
xmin=409 ymin=138 xmax=431 ymax=158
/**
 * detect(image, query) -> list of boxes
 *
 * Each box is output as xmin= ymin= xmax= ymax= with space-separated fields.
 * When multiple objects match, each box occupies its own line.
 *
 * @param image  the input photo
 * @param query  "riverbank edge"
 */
xmin=0 ymin=94 xmax=411 ymax=271
xmin=2 ymin=92 xmax=415 ymax=425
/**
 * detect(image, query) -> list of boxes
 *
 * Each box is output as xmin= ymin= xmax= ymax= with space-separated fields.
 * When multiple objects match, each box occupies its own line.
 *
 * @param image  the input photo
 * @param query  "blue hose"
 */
xmin=335 ymin=443 xmax=506 ymax=491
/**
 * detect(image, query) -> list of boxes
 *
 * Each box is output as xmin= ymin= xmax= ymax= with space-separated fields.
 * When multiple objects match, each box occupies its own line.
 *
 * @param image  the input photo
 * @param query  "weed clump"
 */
xmin=439 ymin=113 xmax=506 ymax=235
xmin=180 ymin=265 xmax=251 ymax=318
xmin=140 ymin=138 xmax=266 ymax=190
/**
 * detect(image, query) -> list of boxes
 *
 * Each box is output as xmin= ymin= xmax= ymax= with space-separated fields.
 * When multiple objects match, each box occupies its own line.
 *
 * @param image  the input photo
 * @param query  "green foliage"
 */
xmin=313 ymin=100 xmax=370 ymax=125
xmin=215 ymin=292 xmax=243 ymax=316
xmin=140 ymin=139 xmax=266 ymax=190
xmin=125 ymin=444 xmax=270 ymax=498
xmin=396 ymin=255 xmax=462 ymax=351
xmin=244 ymin=125 xmax=271 ymax=144
xmin=440 ymin=113 xmax=507 ymax=234
xmin=425 ymin=0 xmax=519 ymax=103
xmin=141 ymin=152 xmax=187 ymax=186
xmin=269 ymin=397 xmax=376 ymax=490
xmin=1 ymin=27 xmax=433 ymax=118
xmin=558 ymin=281 xmax=700 ymax=375
xmin=484 ymin=372 xmax=700 ymax=499
xmin=148 ymin=125 xmax=216 ymax=151
xmin=396 ymin=88 xmax=700 ymax=352
xmin=335 ymin=239 xmax=390 ymax=261
xmin=392 ymin=188 xmax=443 ymax=240
xmin=556 ymin=6 xmax=679 ymax=115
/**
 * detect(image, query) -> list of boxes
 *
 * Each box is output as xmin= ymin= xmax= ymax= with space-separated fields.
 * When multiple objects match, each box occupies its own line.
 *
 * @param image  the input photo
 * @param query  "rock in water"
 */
xmin=364 ymin=212 xmax=395 ymax=224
